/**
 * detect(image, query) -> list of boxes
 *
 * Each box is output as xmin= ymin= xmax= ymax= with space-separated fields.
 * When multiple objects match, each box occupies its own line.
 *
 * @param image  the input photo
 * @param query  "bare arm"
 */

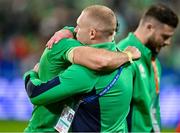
xmin=68 ymin=46 xmax=141 ymax=71
xmin=46 ymin=27 xmax=141 ymax=71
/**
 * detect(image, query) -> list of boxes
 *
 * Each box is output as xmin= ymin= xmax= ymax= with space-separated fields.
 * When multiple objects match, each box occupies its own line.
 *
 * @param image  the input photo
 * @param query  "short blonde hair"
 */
xmin=83 ymin=5 xmax=117 ymax=36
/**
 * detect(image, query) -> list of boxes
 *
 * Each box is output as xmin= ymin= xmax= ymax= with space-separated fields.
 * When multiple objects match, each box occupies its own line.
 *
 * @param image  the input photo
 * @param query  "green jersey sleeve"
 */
xmin=63 ymin=26 xmax=75 ymax=34
xmin=24 ymin=64 xmax=98 ymax=105
xmin=48 ymin=38 xmax=82 ymax=63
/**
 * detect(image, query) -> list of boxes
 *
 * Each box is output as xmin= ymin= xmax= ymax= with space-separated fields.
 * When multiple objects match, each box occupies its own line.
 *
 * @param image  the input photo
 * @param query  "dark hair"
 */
xmin=144 ymin=3 xmax=179 ymax=28
xmin=115 ymin=17 xmax=119 ymax=32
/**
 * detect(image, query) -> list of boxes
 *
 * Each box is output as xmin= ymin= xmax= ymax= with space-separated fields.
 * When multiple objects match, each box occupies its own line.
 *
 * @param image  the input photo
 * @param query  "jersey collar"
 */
xmin=90 ymin=41 xmax=116 ymax=51
xmin=129 ymin=32 xmax=152 ymax=62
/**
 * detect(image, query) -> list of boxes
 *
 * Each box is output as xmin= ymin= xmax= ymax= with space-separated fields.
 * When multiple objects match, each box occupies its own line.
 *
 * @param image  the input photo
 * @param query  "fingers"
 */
xmin=125 ymin=46 xmax=141 ymax=60
xmin=33 ymin=63 xmax=39 ymax=72
xmin=54 ymin=35 xmax=62 ymax=44
xmin=46 ymin=31 xmax=62 ymax=49
xmin=46 ymin=29 xmax=73 ymax=49
xmin=46 ymin=37 xmax=54 ymax=49
xmin=134 ymin=48 xmax=141 ymax=59
xmin=54 ymin=37 xmax=59 ymax=44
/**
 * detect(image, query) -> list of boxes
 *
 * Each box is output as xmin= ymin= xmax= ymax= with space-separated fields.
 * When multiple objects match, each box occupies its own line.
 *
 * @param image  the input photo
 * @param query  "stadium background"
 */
xmin=0 ymin=0 xmax=179 ymax=132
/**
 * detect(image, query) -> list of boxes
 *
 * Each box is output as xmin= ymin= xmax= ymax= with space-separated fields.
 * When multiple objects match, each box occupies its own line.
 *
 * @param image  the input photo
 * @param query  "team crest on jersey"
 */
xmin=139 ymin=64 xmax=146 ymax=78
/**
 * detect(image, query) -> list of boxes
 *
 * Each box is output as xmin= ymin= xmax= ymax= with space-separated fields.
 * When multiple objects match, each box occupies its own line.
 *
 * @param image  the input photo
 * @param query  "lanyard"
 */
xmin=151 ymin=58 xmax=160 ymax=132
xmin=151 ymin=58 xmax=159 ymax=94
xmin=83 ymin=67 xmax=123 ymax=103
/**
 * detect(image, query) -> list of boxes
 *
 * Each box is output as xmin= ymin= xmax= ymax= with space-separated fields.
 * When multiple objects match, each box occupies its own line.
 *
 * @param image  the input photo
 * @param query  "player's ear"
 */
xmin=145 ymin=22 xmax=155 ymax=38
xmin=89 ymin=28 xmax=96 ymax=40
xmin=146 ymin=22 xmax=153 ymax=31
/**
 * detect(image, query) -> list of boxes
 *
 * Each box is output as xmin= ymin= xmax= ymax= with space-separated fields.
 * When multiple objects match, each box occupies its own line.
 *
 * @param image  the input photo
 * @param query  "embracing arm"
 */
xmin=68 ymin=46 xmax=141 ymax=71
xmin=24 ymin=65 xmax=97 ymax=105
xmin=46 ymin=26 xmax=141 ymax=71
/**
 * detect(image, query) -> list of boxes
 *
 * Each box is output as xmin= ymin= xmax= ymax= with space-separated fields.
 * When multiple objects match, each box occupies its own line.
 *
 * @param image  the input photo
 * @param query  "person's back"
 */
xmin=67 ymin=42 xmax=134 ymax=132
xmin=25 ymin=38 xmax=81 ymax=132
xmin=72 ymin=65 xmax=134 ymax=132
xmin=97 ymin=65 xmax=133 ymax=132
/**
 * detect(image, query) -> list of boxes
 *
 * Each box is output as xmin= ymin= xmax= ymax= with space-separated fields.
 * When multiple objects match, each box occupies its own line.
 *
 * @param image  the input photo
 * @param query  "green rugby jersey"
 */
xmin=24 ymin=42 xmax=135 ymax=132
xmin=24 ymin=38 xmax=82 ymax=132
xmin=117 ymin=33 xmax=161 ymax=132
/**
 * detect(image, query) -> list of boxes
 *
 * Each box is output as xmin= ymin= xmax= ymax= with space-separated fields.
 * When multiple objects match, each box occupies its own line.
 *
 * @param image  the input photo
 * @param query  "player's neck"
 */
xmin=134 ymin=28 xmax=147 ymax=45
xmin=91 ymin=38 xmax=112 ymax=44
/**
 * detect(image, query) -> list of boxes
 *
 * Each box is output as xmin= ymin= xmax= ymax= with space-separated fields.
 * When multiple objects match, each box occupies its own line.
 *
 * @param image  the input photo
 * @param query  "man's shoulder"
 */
xmin=117 ymin=36 xmax=132 ymax=50
xmin=50 ymin=38 xmax=82 ymax=52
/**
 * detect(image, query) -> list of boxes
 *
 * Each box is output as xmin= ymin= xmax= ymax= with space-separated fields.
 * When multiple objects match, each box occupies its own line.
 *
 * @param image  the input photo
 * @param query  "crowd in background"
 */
xmin=0 ymin=0 xmax=180 ymax=79
xmin=0 ymin=0 xmax=180 ymax=129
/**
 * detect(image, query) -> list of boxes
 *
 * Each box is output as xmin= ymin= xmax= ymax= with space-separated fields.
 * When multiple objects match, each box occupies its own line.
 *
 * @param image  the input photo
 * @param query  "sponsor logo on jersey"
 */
xmin=139 ymin=64 xmax=146 ymax=78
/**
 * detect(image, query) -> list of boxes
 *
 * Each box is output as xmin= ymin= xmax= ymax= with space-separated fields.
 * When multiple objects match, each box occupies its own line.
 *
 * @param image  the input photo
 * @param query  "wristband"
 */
xmin=123 ymin=51 xmax=133 ymax=63
xmin=67 ymin=48 xmax=74 ymax=63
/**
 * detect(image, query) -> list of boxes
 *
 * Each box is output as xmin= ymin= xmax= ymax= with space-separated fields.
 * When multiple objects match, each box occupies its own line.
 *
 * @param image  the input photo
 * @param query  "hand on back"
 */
xmin=46 ymin=29 xmax=74 ymax=49
xmin=124 ymin=46 xmax=141 ymax=60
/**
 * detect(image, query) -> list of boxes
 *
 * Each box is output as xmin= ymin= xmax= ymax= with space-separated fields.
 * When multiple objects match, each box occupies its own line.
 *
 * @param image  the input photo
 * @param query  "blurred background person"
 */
xmin=117 ymin=4 xmax=178 ymax=132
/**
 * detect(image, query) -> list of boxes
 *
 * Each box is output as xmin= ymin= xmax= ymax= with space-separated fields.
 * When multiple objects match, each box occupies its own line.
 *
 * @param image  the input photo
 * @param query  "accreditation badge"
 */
xmin=150 ymin=107 xmax=160 ymax=132
xmin=150 ymin=94 xmax=160 ymax=132
xmin=54 ymin=105 xmax=75 ymax=133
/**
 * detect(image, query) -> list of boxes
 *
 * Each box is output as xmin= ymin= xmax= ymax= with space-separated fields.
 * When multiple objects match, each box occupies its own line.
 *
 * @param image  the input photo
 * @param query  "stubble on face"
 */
xmin=146 ymin=22 xmax=175 ymax=55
